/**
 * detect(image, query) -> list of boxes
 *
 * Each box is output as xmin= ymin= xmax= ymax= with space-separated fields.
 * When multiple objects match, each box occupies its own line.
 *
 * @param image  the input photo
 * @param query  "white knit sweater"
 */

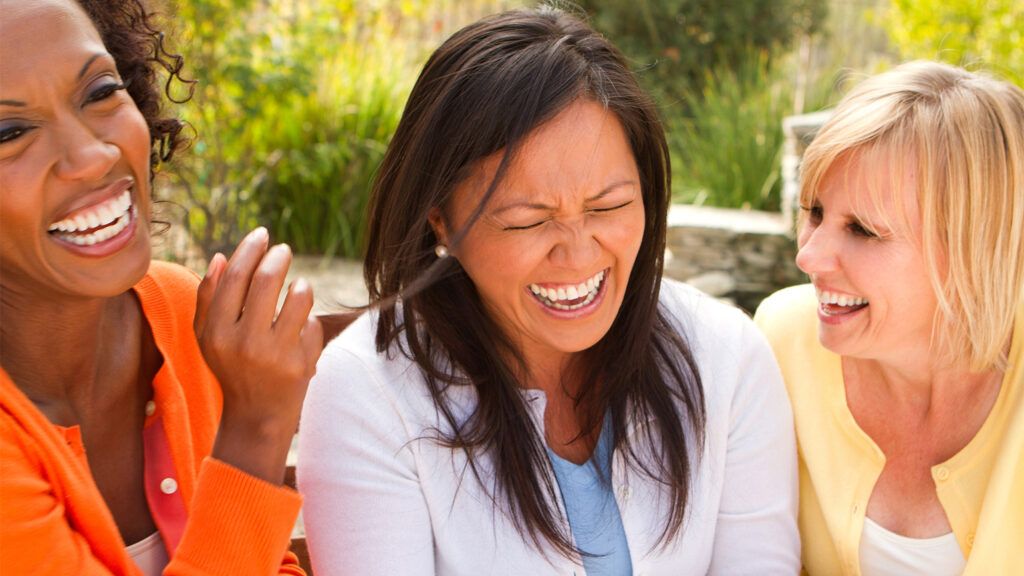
xmin=297 ymin=279 xmax=799 ymax=575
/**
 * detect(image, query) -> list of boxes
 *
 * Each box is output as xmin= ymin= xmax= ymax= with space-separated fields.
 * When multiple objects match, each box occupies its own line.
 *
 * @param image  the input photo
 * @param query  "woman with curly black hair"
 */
xmin=0 ymin=1 xmax=321 ymax=573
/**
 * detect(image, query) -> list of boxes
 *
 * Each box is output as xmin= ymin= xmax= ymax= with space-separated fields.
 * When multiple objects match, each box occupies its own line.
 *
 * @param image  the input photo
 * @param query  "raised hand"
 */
xmin=194 ymin=227 xmax=323 ymax=485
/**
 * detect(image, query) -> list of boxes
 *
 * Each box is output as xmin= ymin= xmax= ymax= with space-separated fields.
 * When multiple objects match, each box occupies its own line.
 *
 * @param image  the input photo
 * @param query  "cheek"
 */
xmin=112 ymin=105 xmax=153 ymax=173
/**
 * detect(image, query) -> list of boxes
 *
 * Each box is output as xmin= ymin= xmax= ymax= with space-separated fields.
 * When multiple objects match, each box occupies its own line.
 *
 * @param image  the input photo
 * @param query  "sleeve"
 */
xmin=296 ymin=347 xmax=435 ymax=576
xmin=707 ymin=314 xmax=801 ymax=575
xmin=171 ymin=458 xmax=305 ymax=576
xmin=0 ymin=418 xmax=304 ymax=576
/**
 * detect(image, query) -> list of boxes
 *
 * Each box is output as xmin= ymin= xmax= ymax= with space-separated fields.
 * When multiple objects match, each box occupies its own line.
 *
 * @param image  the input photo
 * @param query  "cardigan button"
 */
xmin=160 ymin=477 xmax=178 ymax=495
xmin=145 ymin=400 xmax=156 ymax=416
xmin=934 ymin=467 xmax=950 ymax=481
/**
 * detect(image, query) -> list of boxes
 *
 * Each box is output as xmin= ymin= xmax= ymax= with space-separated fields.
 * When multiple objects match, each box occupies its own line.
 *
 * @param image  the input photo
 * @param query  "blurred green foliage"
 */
xmin=879 ymin=0 xmax=1023 ymax=86
xmin=671 ymin=51 xmax=792 ymax=210
xmin=575 ymin=0 xmax=827 ymax=210
xmin=166 ymin=0 xmax=513 ymax=258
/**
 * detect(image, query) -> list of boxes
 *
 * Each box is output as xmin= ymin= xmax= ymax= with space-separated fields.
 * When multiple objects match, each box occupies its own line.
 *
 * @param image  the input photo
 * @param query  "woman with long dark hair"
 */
xmin=299 ymin=7 xmax=798 ymax=574
xmin=0 ymin=0 xmax=320 ymax=573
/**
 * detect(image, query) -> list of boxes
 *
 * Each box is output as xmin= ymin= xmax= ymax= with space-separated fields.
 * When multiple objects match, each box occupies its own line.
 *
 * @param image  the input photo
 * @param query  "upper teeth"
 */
xmin=49 ymin=190 xmax=132 ymax=233
xmin=528 ymin=270 xmax=605 ymax=305
xmin=817 ymin=289 xmax=868 ymax=306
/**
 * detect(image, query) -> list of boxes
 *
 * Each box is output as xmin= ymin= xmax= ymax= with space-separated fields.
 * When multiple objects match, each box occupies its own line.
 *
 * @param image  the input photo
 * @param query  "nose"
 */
xmin=53 ymin=113 xmax=120 ymax=182
xmin=549 ymin=217 xmax=600 ymax=271
xmin=795 ymin=224 xmax=839 ymax=276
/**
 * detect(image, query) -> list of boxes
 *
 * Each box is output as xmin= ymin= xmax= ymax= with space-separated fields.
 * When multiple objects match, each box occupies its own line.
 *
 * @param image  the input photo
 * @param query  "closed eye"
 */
xmin=503 ymin=220 xmax=548 ymax=231
xmin=589 ymin=199 xmax=633 ymax=213
xmin=799 ymin=204 xmax=823 ymax=224
xmin=84 ymin=81 xmax=128 ymax=106
xmin=848 ymin=221 xmax=878 ymax=238
xmin=0 ymin=124 xmax=34 ymax=144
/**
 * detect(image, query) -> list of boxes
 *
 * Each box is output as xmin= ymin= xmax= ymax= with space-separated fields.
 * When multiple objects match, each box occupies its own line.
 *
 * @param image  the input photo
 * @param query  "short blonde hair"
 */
xmin=799 ymin=61 xmax=1024 ymax=371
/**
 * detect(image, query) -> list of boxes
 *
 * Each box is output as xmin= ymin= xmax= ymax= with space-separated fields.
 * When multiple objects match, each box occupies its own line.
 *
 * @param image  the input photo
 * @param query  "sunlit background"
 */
xmin=153 ymin=0 xmax=1023 ymax=263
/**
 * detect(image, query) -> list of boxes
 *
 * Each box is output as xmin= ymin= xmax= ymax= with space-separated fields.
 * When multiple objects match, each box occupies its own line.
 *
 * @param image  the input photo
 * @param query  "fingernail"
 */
xmin=293 ymin=277 xmax=309 ymax=292
xmin=249 ymin=226 xmax=269 ymax=242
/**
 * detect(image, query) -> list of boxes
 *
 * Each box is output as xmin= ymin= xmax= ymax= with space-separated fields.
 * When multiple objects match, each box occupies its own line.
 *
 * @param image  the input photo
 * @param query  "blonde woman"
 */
xmin=756 ymin=61 xmax=1024 ymax=575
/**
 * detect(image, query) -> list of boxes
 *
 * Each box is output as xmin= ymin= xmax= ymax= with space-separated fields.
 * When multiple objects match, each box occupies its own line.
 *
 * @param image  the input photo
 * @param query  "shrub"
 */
xmin=670 ymin=50 xmax=792 ymax=210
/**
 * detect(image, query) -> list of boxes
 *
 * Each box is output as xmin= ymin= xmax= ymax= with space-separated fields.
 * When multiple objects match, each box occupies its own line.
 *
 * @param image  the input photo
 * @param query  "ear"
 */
xmin=427 ymin=207 xmax=450 ymax=247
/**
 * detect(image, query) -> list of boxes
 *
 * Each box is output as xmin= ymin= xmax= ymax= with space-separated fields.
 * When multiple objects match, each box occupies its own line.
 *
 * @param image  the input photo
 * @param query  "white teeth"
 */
xmin=816 ymin=289 xmax=869 ymax=306
xmin=48 ymin=190 xmax=133 ymax=233
xmin=527 ymin=269 xmax=606 ymax=310
xmin=52 ymin=205 xmax=134 ymax=246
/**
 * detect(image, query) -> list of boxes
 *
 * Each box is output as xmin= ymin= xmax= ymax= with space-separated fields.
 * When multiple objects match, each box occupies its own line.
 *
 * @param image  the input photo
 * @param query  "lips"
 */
xmin=816 ymin=288 xmax=869 ymax=315
xmin=528 ymin=269 xmax=606 ymax=311
xmin=48 ymin=189 xmax=134 ymax=246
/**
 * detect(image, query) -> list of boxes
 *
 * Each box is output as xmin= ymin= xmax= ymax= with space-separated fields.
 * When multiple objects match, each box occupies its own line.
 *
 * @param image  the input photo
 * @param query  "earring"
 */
xmin=434 ymin=244 xmax=449 ymax=258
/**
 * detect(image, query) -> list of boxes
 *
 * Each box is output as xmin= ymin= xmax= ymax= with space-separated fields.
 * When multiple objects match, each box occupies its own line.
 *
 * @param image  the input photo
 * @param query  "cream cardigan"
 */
xmin=755 ymin=284 xmax=1024 ymax=575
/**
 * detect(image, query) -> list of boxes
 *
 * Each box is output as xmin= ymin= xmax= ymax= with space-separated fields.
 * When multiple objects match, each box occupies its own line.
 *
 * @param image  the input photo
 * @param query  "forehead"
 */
xmin=0 ymin=0 xmax=105 ymax=79
xmin=455 ymin=100 xmax=638 ymax=208
xmin=815 ymin=149 xmax=920 ymax=215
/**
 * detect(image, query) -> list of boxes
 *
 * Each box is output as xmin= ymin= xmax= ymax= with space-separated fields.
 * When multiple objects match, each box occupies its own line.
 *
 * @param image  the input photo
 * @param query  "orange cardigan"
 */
xmin=0 ymin=261 xmax=305 ymax=575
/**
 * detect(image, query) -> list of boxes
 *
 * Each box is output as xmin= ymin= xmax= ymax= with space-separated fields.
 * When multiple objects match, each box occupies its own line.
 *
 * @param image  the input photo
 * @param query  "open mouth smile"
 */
xmin=528 ymin=269 xmax=607 ymax=311
xmin=48 ymin=189 xmax=135 ymax=247
xmin=816 ymin=288 xmax=869 ymax=316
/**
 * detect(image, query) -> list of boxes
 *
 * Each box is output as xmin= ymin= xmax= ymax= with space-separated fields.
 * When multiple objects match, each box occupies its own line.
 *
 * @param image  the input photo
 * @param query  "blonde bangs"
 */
xmin=799 ymin=61 xmax=1024 ymax=371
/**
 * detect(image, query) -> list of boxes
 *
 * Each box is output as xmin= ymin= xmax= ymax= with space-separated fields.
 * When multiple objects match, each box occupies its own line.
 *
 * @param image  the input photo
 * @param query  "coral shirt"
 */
xmin=0 ymin=261 xmax=305 ymax=575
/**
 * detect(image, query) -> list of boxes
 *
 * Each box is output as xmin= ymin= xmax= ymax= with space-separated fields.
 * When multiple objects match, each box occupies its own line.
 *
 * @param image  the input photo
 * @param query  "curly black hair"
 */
xmin=76 ymin=0 xmax=194 ymax=172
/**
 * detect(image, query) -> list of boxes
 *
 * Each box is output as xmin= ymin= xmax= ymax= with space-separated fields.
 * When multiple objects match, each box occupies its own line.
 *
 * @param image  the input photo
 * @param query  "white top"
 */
xmin=126 ymin=531 xmax=169 ymax=576
xmin=297 ymin=279 xmax=799 ymax=575
xmin=860 ymin=518 xmax=966 ymax=576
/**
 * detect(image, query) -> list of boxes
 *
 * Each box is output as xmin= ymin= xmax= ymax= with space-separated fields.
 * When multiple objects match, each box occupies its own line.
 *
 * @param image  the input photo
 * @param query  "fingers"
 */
xmin=241 ymin=243 xmax=293 ymax=330
xmin=300 ymin=314 xmax=324 ymax=370
xmin=195 ymin=253 xmax=226 ymax=337
xmin=274 ymin=277 xmax=315 ymax=337
xmin=205 ymin=227 xmax=270 ymax=328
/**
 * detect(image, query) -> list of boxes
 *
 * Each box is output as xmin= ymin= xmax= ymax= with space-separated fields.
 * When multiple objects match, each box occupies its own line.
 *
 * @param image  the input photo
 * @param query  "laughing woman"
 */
xmin=0 ymin=0 xmax=321 ymax=574
xmin=756 ymin=62 xmax=1024 ymax=575
xmin=298 ymin=7 xmax=799 ymax=575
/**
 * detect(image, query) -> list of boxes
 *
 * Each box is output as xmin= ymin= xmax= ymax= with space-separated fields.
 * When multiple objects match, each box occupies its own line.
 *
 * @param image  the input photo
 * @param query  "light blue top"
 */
xmin=547 ymin=414 xmax=632 ymax=576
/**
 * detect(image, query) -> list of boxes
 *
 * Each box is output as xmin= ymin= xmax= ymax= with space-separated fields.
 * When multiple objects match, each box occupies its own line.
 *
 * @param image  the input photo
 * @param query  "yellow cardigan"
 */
xmin=755 ymin=284 xmax=1024 ymax=575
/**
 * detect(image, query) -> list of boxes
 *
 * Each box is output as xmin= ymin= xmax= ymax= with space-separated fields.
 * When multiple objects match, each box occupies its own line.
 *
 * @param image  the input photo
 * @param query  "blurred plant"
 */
xmin=670 ymin=50 xmax=792 ymax=211
xmin=576 ymin=0 xmax=826 ymax=104
xmin=878 ymin=0 xmax=1023 ymax=86
xmin=164 ymin=0 xmax=515 ymax=259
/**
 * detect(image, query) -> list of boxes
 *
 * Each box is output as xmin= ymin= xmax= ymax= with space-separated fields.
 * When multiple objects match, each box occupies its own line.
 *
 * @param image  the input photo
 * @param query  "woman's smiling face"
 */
xmin=795 ymin=153 xmax=940 ymax=364
xmin=434 ymin=99 xmax=646 ymax=371
xmin=0 ymin=0 xmax=152 ymax=300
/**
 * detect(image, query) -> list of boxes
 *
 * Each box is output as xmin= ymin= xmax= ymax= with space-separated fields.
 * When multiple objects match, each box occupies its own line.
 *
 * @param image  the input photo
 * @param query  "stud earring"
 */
xmin=434 ymin=244 xmax=449 ymax=258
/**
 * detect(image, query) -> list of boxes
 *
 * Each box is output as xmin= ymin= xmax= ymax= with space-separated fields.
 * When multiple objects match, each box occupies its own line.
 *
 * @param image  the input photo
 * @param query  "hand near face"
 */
xmin=194 ymin=226 xmax=322 ymax=485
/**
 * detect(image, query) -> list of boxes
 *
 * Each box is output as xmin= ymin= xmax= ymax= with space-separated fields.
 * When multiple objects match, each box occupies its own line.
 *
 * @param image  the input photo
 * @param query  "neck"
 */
xmin=845 ymin=352 xmax=1002 ymax=412
xmin=1 ymin=282 xmax=141 ymax=412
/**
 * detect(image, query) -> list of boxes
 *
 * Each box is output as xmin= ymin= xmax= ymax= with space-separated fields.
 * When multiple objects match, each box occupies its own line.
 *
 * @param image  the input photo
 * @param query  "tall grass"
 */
xmin=669 ymin=50 xmax=793 ymax=211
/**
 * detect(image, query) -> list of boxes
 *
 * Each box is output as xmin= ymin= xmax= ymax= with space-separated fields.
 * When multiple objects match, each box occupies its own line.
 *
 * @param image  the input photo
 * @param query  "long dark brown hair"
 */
xmin=363 ymin=6 xmax=705 ymax=557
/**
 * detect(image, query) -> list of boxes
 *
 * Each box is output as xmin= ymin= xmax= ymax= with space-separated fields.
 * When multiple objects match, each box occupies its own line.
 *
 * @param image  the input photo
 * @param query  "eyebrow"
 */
xmin=491 ymin=179 xmax=638 ymax=215
xmin=78 ymin=53 xmax=108 ymax=80
xmin=1 ymin=53 xmax=111 ymax=108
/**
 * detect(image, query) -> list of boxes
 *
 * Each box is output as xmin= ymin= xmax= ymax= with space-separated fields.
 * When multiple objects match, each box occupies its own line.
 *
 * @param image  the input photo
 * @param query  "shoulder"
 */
xmin=138 ymin=260 xmax=201 ymax=296
xmin=309 ymin=311 xmax=442 ymax=421
xmin=658 ymin=278 xmax=764 ymax=360
xmin=753 ymin=284 xmax=820 ymax=363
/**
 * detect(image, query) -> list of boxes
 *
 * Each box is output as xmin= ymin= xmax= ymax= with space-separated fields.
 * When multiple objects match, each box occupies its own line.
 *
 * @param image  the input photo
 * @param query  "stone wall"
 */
xmin=664 ymin=204 xmax=806 ymax=313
